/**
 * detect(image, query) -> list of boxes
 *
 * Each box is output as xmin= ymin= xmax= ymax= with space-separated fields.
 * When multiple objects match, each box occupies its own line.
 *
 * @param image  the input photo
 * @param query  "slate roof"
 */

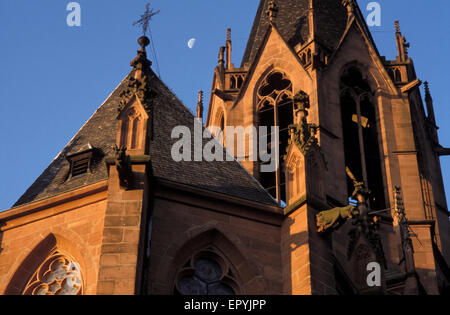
xmin=241 ymin=0 xmax=348 ymax=67
xmin=14 ymin=69 xmax=277 ymax=207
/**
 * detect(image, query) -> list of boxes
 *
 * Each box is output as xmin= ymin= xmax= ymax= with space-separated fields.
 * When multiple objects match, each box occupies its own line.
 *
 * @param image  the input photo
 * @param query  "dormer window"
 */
xmin=66 ymin=144 xmax=94 ymax=180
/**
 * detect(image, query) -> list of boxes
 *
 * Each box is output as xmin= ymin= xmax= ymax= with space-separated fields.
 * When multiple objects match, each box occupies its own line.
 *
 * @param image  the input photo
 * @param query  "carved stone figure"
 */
xmin=113 ymin=145 xmax=132 ymax=188
xmin=316 ymin=205 xmax=358 ymax=233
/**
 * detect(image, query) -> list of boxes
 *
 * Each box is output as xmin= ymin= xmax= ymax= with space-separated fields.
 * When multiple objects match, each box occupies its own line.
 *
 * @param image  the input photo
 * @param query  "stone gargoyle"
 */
xmin=316 ymin=205 xmax=359 ymax=233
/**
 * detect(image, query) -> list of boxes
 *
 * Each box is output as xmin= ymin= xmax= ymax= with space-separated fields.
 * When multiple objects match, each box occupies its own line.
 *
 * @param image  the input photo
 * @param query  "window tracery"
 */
xmin=174 ymin=250 xmax=238 ymax=295
xmin=340 ymin=67 xmax=387 ymax=210
xmin=257 ymin=71 xmax=294 ymax=203
xmin=22 ymin=251 xmax=83 ymax=295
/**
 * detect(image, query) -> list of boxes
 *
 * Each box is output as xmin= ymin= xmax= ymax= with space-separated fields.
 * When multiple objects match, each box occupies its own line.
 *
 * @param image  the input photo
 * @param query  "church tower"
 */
xmin=206 ymin=0 xmax=450 ymax=294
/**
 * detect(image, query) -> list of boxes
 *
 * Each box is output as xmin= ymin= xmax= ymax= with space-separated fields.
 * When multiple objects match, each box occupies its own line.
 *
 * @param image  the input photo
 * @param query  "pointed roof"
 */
xmin=241 ymin=0 xmax=348 ymax=67
xmin=14 ymin=68 xmax=277 ymax=207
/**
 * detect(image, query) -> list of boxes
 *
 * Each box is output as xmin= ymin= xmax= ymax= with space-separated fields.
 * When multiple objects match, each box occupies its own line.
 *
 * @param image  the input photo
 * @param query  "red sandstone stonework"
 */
xmin=1 ymin=0 xmax=449 ymax=295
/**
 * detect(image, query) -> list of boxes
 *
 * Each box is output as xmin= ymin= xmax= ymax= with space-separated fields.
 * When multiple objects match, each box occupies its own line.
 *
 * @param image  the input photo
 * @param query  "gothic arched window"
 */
xmin=230 ymin=76 xmax=237 ymax=89
xmin=174 ymin=251 xmax=238 ymax=295
xmin=394 ymin=68 xmax=402 ymax=83
xmin=131 ymin=117 xmax=141 ymax=149
xmin=340 ymin=67 xmax=387 ymax=210
xmin=257 ymin=71 xmax=294 ymax=203
xmin=22 ymin=250 xmax=83 ymax=295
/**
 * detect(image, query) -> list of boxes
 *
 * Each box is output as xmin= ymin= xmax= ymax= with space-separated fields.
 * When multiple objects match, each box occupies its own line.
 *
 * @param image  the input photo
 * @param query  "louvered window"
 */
xmin=66 ymin=146 xmax=94 ymax=180
xmin=71 ymin=157 xmax=90 ymax=177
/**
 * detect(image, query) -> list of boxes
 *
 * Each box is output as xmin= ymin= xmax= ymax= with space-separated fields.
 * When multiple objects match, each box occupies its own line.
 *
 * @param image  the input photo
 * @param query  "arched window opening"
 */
xmin=230 ymin=76 xmax=237 ymax=90
xmin=388 ymin=68 xmax=395 ymax=82
xmin=257 ymin=72 xmax=294 ymax=203
xmin=174 ymin=251 xmax=238 ymax=295
xmin=220 ymin=115 xmax=225 ymax=132
xmin=237 ymin=75 xmax=244 ymax=89
xmin=120 ymin=119 xmax=129 ymax=147
xmin=300 ymin=53 xmax=306 ymax=65
xmin=340 ymin=67 xmax=386 ymax=210
xmin=22 ymin=250 xmax=83 ymax=295
xmin=131 ymin=117 xmax=140 ymax=149
xmin=120 ymin=107 xmax=143 ymax=150
xmin=394 ymin=68 xmax=402 ymax=83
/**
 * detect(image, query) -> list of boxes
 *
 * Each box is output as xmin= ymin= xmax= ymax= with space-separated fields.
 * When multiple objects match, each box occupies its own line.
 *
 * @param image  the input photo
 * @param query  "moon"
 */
xmin=188 ymin=38 xmax=196 ymax=49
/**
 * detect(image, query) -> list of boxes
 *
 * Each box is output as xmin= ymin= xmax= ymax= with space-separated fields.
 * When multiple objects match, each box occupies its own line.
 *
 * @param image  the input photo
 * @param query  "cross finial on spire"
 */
xmin=266 ymin=0 xmax=278 ymax=22
xmin=133 ymin=3 xmax=160 ymax=36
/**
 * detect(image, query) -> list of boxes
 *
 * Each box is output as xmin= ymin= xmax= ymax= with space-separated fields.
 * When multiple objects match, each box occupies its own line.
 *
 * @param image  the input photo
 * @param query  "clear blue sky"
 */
xmin=0 ymin=0 xmax=449 ymax=211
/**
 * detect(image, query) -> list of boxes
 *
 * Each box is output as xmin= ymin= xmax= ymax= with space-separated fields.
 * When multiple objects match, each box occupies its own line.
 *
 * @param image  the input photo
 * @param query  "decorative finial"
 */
xmin=197 ymin=91 xmax=204 ymax=120
xmin=394 ymin=20 xmax=410 ymax=62
xmin=218 ymin=46 xmax=225 ymax=66
xmin=225 ymin=28 xmax=232 ymax=69
xmin=423 ymin=81 xmax=436 ymax=124
xmin=395 ymin=20 xmax=401 ymax=33
xmin=342 ymin=0 xmax=356 ymax=16
xmin=424 ymin=81 xmax=432 ymax=103
xmin=198 ymin=91 xmax=204 ymax=105
xmin=424 ymin=81 xmax=430 ymax=96
xmin=266 ymin=0 xmax=278 ymax=22
xmin=137 ymin=36 xmax=150 ymax=51
xmin=133 ymin=3 xmax=160 ymax=36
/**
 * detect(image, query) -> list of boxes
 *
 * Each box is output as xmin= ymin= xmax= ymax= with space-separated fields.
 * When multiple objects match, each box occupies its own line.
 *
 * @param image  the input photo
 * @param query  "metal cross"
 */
xmin=133 ymin=3 xmax=160 ymax=36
